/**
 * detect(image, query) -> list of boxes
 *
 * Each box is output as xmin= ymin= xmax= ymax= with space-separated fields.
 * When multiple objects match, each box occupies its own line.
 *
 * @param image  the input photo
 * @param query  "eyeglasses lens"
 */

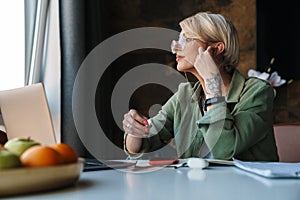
xmin=170 ymin=36 xmax=186 ymax=54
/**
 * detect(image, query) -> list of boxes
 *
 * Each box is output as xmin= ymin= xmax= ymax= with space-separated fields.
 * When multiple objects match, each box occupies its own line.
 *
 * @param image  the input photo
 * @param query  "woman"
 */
xmin=123 ymin=12 xmax=279 ymax=161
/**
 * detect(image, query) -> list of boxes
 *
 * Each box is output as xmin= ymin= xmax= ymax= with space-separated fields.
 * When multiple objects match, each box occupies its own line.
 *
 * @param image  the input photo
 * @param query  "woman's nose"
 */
xmin=171 ymin=40 xmax=183 ymax=54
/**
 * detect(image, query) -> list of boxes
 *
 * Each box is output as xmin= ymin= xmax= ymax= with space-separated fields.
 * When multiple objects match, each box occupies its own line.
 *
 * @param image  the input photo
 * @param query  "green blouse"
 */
xmin=124 ymin=70 xmax=279 ymax=161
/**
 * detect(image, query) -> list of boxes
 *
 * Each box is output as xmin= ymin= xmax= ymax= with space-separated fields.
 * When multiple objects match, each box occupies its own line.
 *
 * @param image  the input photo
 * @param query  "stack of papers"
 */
xmin=234 ymin=159 xmax=300 ymax=178
xmin=206 ymin=158 xmax=234 ymax=166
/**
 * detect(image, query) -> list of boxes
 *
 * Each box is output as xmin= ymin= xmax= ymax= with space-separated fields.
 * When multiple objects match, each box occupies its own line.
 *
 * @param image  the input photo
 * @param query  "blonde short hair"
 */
xmin=179 ymin=12 xmax=240 ymax=72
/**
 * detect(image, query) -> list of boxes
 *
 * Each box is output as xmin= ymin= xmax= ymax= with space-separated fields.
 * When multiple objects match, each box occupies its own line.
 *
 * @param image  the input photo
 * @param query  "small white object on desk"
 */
xmin=187 ymin=158 xmax=209 ymax=169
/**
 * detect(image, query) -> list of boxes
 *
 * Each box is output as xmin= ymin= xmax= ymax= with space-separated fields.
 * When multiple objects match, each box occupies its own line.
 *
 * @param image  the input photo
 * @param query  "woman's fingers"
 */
xmin=194 ymin=46 xmax=217 ymax=75
xmin=123 ymin=109 xmax=149 ymax=138
xmin=128 ymin=109 xmax=148 ymax=124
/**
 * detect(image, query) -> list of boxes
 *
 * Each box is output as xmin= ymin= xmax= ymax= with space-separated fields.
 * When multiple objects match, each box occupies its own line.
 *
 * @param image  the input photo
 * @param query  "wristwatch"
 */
xmin=204 ymin=96 xmax=225 ymax=111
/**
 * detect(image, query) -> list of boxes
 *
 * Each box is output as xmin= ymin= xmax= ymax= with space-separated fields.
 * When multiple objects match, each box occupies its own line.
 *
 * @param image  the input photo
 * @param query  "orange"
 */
xmin=20 ymin=145 xmax=64 ymax=167
xmin=49 ymin=143 xmax=78 ymax=164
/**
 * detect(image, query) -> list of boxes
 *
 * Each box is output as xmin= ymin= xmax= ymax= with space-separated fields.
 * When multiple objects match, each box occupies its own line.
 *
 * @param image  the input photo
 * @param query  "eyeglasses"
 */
xmin=170 ymin=35 xmax=195 ymax=54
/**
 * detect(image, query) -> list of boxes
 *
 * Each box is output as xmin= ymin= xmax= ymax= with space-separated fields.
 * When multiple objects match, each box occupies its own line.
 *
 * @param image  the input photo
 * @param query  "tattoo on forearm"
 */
xmin=205 ymin=73 xmax=222 ymax=97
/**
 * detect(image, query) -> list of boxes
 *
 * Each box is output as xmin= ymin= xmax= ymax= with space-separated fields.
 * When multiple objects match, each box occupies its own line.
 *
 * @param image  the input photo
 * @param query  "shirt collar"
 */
xmin=226 ymin=69 xmax=245 ymax=103
xmin=191 ymin=82 xmax=202 ymax=102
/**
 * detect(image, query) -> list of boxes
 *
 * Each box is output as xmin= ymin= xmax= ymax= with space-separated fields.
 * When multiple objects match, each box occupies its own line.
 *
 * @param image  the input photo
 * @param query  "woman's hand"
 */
xmin=194 ymin=46 xmax=225 ymax=98
xmin=194 ymin=46 xmax=219 ymax=79
xmin=123 ymin=109 xmax=150 ymax=138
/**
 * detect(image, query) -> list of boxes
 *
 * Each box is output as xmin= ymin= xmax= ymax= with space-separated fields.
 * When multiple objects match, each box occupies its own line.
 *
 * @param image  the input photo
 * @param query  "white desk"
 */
xmin=4 ymin=166 xmax=300 ymax=200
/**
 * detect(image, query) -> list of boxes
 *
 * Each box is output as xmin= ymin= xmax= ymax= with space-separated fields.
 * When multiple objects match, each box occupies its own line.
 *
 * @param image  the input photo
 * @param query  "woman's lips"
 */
xmin=176 ymin=55 xmax=184 ymax=62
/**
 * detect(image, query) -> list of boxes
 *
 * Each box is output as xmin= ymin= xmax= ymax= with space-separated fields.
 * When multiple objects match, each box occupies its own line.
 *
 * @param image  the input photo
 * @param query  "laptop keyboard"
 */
xmin=83 ymin=158 xmax=136 ymax=172
xmin=83 ymin=158 xmax=110 ymax=171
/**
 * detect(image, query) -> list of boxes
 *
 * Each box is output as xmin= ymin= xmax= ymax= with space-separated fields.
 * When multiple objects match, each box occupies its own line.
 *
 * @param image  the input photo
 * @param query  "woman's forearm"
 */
xmin=125 ymin=134 xmax=143 ymax=154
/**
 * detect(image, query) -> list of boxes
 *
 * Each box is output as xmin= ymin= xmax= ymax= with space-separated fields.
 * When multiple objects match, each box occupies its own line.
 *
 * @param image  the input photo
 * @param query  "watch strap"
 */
xmin=204 ymin=96 xmax=225 ymax=111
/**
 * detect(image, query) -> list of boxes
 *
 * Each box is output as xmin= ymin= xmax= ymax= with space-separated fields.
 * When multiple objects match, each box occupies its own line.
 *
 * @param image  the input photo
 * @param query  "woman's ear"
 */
xmin=214 ymin=42 xmax=225 ymax=55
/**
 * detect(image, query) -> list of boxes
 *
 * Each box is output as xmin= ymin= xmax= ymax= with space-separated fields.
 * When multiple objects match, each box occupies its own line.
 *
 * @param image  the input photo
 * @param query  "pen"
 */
xmin=148 ymin=159 xmax=179 ymax=166
xmin=143 ymin=119 xmax=153 ymax=137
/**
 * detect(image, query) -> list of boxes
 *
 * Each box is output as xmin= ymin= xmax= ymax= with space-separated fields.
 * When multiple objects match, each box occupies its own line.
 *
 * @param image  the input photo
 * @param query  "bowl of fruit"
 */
xmin=0 ymin=137 xmax=84 ymax=197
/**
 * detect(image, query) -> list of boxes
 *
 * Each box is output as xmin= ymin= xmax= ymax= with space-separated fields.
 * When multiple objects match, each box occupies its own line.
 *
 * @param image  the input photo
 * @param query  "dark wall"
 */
xmin=257 ymin=1 xmax=300 ymax=124
xmin=94 ymin=0 xmax=197 ymax=149
xmin=257 ymin=1 xmax=300 ymax=80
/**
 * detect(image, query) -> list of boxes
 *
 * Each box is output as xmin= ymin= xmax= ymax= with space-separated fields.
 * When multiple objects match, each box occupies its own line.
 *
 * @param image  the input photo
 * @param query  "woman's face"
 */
xmin=171 ymin=31 xmax=208 ymax=73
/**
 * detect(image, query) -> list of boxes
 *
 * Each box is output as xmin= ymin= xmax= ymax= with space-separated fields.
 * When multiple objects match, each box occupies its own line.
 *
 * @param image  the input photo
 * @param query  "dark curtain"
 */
xmin=59 ymin=0 xmax=109 ymax=157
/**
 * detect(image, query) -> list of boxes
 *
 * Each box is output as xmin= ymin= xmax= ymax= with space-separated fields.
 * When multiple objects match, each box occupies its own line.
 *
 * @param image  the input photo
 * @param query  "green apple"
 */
xmin=0 ymin=149 xmax=21 ymax=169
xmin=4 ymin=137 xmax=40 ymax=156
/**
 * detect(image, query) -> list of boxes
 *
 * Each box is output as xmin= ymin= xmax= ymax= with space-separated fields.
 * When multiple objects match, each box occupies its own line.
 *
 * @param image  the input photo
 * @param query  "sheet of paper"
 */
xmin=234 ymin=159 xmax=300 ymax=178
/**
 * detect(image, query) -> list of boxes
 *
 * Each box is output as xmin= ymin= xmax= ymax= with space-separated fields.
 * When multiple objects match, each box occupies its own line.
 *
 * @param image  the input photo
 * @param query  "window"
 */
xmin=0 ymin=0 xmax=25 ymax=91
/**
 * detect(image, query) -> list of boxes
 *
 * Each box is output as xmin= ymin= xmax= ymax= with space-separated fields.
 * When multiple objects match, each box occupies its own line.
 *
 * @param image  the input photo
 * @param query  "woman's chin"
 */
xmin=176 ymin=63 xmax=193 ymax=72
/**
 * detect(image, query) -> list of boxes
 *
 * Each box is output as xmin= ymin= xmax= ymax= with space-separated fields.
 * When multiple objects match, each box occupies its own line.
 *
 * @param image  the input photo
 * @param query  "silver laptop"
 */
xmin=0 ymin=83 xmax=134 ymax=171
xmin=0 ymin=83 xmax=56 ymax=145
